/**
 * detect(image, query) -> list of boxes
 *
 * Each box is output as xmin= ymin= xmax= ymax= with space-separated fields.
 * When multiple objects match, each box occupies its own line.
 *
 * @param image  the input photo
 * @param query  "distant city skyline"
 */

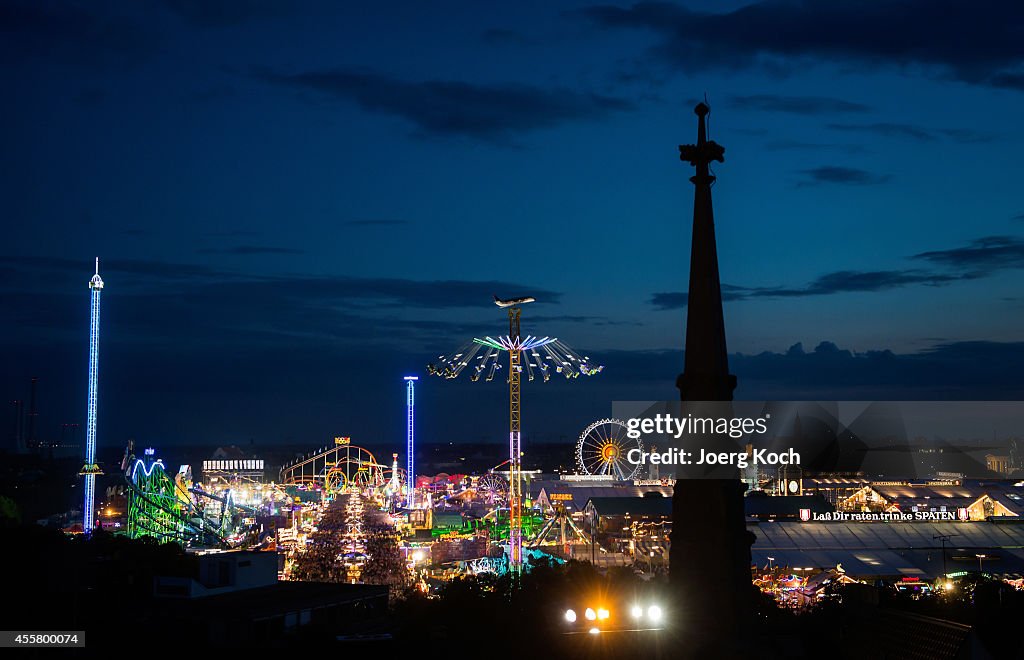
xmin=4 ymin=2 xmax=1024 ymax=448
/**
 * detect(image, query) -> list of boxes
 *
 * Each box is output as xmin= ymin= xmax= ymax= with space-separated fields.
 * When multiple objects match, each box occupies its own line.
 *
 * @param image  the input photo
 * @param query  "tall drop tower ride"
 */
xmin=404 ymin=376 xmax=417 ymax=508
xmin=80 ymin=258 xmax=104 ymax=534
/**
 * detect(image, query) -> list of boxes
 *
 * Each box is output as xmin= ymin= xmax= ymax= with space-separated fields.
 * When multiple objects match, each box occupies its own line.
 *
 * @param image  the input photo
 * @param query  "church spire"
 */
xmin=668 ymin=103 xmax=753 ymax=648
xmin=677 ymin=102 xmax=736 ymax=401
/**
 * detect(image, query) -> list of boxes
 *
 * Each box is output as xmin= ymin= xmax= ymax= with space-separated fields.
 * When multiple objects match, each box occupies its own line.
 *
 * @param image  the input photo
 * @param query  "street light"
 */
xmin=933 ymin=534 xmax=958 ymax=579
xmin=976 ymin=553 xmax=988 ymax=574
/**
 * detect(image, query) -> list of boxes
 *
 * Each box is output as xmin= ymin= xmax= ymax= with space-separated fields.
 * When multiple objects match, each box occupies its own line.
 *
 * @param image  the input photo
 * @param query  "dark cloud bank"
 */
xmin=652 ymin=235 xmax=1024 ymax=309
xmin=579 ymin=1 xmax=1024 ymax=91
xmin=257 ymin=68 xmax=633 ymax=140
xmin=5 ymin=255 xmax=1024 ymax=448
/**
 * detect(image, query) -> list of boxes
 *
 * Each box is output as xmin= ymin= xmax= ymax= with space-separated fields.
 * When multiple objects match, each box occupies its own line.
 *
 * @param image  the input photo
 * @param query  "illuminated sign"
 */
xmin=202 ymin=459 xmax=264 ymax=471
xmin=335 ymin=436 xmax=351 ymax=445
xmin=801 ymin=510 xmax=968 ymax=523
xmin=550 ymin=493 xmax=574 ymax=502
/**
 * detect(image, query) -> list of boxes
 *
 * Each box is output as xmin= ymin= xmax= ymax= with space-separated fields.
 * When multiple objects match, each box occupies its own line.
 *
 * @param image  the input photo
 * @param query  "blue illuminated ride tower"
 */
xmin=404 ymin=376 xmax=417 ymax=507
xmin=80 ymin=258 xmax=104 ymax=534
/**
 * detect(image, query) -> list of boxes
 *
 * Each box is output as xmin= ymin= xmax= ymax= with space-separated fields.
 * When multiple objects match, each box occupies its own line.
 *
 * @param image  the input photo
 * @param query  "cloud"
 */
xmin=0 ymin=255 xmax=583 ymax=444
xmin=197 ymin=245 xmax=304 ymax=255
xmin=9 ymin=332 xmax=1023 ymax=449
xmin=650 ymin=292 xmax=688 ymax=310
xmin=0 ymin=255 xmax=564 ymax=342
xmin=759 ymin=270 xmax=966 ymax=296
xmin=257 ymin=68 xmax=634 ymax=140
xmin=577 ymin=1 xmax=1024 ymax=91
xmin=936 ymin=128 xmax=997 ymax=144
xmin=989 ymin=71 xmax=1024 ymax=92
xmin=912 ymin=236 xmax=1024 ymax=272
xmin=654 ymin=234 xmax=1024 ymax=310
xmin=566 ymin=340 xmax=1024 ymax=402
xmin=731 ymin=340 xmax=1024 ymax=399
xmin=1012 ymin=213 xmax=1024 ymax=222
xmin=651 ymin=285 xmax=750 ymax=310
xmin=730 ymin=94 xmax=869 ymax=115
xmin=652 ymin=270 xmax=968 ymax=308
xmin=797 ymin=166 xmax=889 ymax=186
xmin=828 ymin=123 xmax=995 ymax=143
xmin=344 ymin=219 xmax=411 ymax=227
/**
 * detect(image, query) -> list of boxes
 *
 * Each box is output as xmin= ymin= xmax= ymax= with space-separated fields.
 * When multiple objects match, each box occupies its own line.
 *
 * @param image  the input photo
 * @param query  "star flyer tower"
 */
xmin=80 ymin=258 xmax=104 ymax=534
xmin=404 ymin=376 xmax=417 ymax=508
xmin=427 ymin=296 xmax=603 ymax=573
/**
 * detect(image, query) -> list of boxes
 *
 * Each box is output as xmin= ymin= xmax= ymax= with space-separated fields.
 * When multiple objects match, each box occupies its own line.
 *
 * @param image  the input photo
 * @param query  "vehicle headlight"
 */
xmin=585 ymin=607 xmax=597 ymax=621
xmin=647 ymin=605 xmax=663 ymax=622
xmin=597 ymin=608 xmax=609 ymax=620
xmin=564 ymin=609 xmax=577 ymax=623
xmin=631 ymin=605 xmax=643 ymax=619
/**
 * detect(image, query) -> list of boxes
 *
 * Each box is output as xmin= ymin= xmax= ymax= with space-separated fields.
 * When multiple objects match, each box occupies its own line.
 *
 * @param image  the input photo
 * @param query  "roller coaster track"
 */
xmin=279 ymin=442 xmax=385 ymax=494
xmin=123 ymin=451 xmax=231 ymax=546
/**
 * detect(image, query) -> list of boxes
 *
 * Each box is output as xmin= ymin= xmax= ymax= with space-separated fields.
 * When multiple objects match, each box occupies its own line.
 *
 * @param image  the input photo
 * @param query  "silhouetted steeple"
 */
xmin=677 ymin=102 xmax=736 ymax=401
xmin=669 ymin=103 xmax=753 ymax=653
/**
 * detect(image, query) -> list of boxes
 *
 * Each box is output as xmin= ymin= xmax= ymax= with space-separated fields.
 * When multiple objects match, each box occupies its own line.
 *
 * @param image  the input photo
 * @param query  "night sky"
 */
xmin=4 ymin=1 xmax=1024 ymax=453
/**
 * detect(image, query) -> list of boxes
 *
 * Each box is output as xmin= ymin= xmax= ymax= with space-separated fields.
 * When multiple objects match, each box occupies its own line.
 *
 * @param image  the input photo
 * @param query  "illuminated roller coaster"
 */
xmin=279 ymin=438 xmax=394 ymax=498
xmin=122 ymin=444 xmax=251 ymax=547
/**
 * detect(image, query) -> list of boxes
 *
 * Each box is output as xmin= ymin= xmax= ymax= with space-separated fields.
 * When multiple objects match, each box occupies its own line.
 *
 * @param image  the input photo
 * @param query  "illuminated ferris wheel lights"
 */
xmin=576 ymin=418 xmax=643 ymax=481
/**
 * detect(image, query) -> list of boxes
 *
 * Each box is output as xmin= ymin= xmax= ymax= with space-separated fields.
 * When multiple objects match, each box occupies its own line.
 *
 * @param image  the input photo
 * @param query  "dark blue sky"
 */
xmin=4 ymin=1 xmax=1024 ymax=452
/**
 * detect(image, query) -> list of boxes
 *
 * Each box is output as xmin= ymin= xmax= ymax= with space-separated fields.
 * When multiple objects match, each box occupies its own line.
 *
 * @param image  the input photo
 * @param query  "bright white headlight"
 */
xmin=564 ymin=609 xmax=577 ymax=623
xmin=584 ymin=607 xmax=597 ymax=621
xmin=631 ymin=605 xmax=643 ymax=619
xmin=647 ymin=605 xmax=663 ymax=622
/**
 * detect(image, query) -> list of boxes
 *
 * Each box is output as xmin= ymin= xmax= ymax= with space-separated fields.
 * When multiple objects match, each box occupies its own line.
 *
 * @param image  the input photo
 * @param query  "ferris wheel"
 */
xmin=477 ymin=472 xmax=509 ymax=504
xmin=576 ymin=418 xmax=643 ymax=480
